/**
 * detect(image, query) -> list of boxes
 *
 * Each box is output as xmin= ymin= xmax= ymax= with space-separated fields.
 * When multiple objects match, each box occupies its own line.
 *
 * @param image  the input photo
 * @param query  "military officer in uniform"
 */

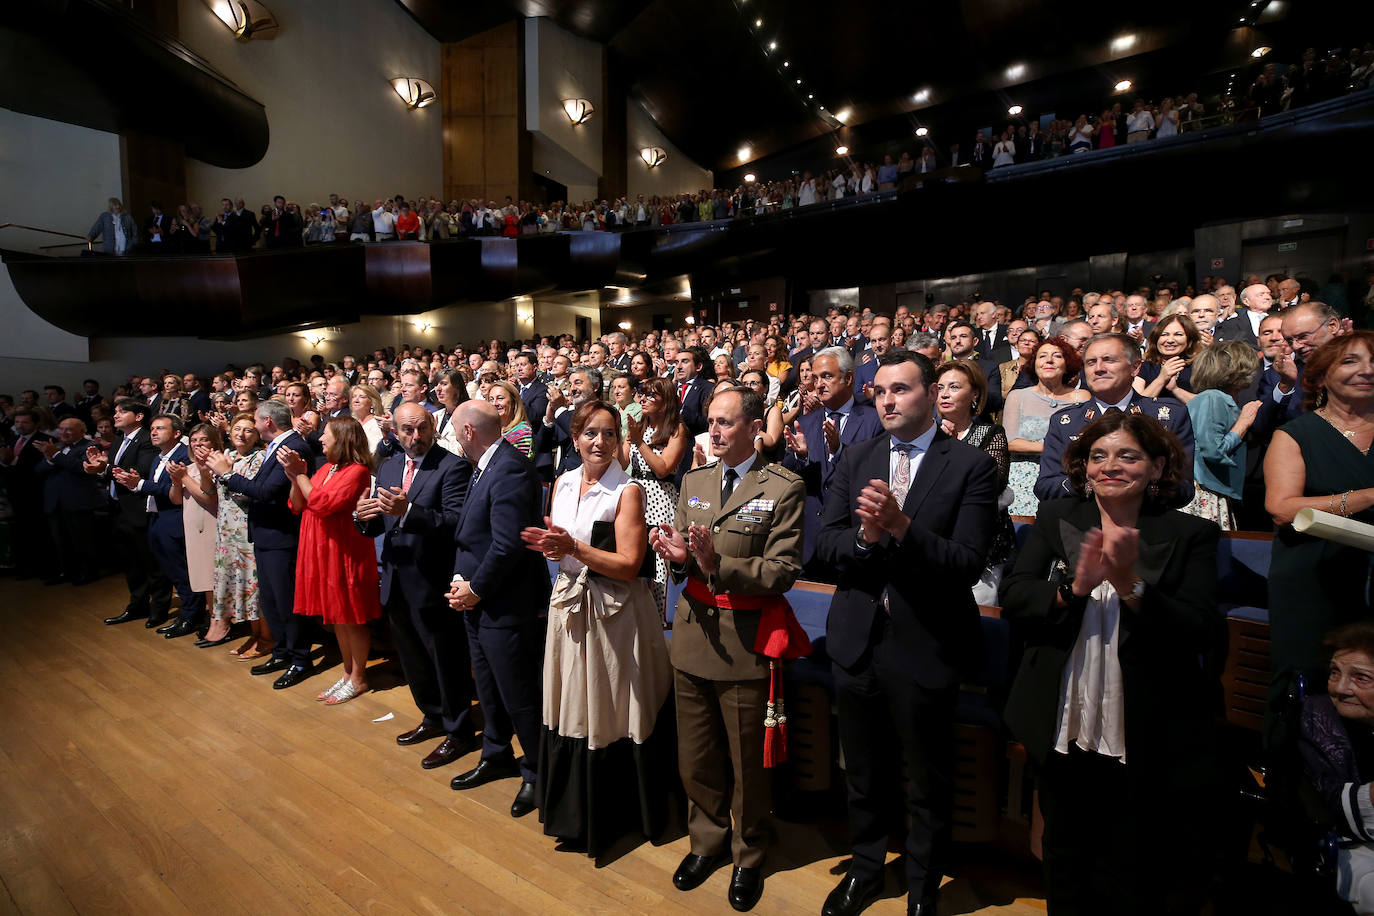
xmin=649 ymin=384 xmax=805 ymax=913
xmin=1035 ymin=332 xmax=1196 ymax=504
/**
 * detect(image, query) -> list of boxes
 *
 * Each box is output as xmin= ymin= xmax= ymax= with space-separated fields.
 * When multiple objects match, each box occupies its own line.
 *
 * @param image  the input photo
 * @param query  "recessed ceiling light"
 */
xmin=913 ymin=88 xmax=931 ymax=104
xmin=754 ymin=18 xmax=762 ymax=27
xmin=796 ymin=78 xmax=801 ymax=85
xmin=782 ymin=60 xmax=789 ymax=67
xmin=835 ymin=146 xmax=849 ymax=156
xmin=737 ymin=145 xmax=752 ymax=162
xmin=1114 ymin=78 xmax=1133 ymax=92
xmin=807 ymin=93 xmax=814 ymax=99
xmin=1251 ymin=46 xmax=1271 ymax=58
xmin=768 ymin=40 xmax=777 ymax=51
xmin=1005 ymin=63 xmax=1026 ymax=80
xmin=915 ymin=126 xmax=929 ymax=137
xmin=1111 ymin=34 xmax=1137 ymax=53
xmin=1008 ymin=105 xmax=1023 ymax=116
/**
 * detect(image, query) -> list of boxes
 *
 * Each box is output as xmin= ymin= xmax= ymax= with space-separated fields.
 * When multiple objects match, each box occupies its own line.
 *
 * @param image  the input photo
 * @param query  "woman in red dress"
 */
xmin=277 ymin=417 xmax=381 ymax=706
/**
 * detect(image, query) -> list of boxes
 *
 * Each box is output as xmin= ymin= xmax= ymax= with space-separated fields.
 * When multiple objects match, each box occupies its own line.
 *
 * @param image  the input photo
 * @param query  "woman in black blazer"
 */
xmin=1001 ymin=412 xmax=1222 ymax=916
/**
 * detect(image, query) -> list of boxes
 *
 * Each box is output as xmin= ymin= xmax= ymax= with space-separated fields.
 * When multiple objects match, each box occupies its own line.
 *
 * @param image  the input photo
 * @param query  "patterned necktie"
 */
xmin=722 ymin=468 xmax=738 ymax=504
xmin=891 ymin=443 xmax=913 ymax=507
xmin=402 ymin=457 xmax=417 ymax=493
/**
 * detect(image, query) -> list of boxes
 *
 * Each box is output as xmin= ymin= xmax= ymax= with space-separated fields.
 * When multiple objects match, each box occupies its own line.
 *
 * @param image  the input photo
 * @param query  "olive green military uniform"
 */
xmin=670 ymin=455 xmax=805 ymax=869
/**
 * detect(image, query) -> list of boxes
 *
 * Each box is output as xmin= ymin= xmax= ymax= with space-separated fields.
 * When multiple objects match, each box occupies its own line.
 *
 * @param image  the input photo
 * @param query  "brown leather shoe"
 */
xmin=397 ymin=722 xmax=446 ymax=747
xmin=421 ymin=735 xmax=476 ymax=769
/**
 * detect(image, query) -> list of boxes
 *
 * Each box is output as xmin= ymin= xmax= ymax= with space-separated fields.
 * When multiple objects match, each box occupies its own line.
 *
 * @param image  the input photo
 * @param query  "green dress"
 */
xmin=1269 ymin=411 xmax=1374 ymax=714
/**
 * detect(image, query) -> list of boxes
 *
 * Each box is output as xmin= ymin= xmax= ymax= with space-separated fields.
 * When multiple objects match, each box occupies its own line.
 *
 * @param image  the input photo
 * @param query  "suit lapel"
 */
xmin=715 ymin=463 xmax=764 ymax=521
xmin=901 ymin=435 xmax=950 ymax=517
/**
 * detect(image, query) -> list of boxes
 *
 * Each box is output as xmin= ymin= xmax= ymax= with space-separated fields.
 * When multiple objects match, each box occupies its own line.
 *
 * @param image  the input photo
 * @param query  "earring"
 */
xmin=971 ymin=400 xmax=979 ymax=412
xmin=1084 ymin=480 xmax=1093 ymax=494
xmin=1148 ymin=482 xmax=1160 ymax=498
xmin=1316 ymin=387 xmax=1328 ymax=409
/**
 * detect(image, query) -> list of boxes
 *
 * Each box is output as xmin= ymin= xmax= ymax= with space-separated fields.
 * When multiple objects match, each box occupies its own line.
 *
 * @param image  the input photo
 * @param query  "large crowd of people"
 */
xmin=4 ymin=263 xmax=1374 ymax=913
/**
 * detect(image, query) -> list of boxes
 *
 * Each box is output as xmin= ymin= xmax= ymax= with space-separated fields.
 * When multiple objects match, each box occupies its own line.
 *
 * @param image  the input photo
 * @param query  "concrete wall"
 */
xmin=178 ymin=0 xmax=442 ymax=210
xmin=525 ymin=17 xmax=603 ymax=188
xmin=626 ymin=101 xmax=713 ymax=201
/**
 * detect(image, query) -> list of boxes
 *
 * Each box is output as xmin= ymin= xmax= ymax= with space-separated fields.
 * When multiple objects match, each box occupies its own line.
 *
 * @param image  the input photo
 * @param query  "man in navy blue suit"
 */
xmin=33 ymin=417 xmax=104 ymax=585
xmin=356 ymin=404 xmax=477 ymax=770
xmin=535 ymin=367 xmax=600 ymax=479
xmin=854 ymin=322 xmax=893 ymax=405
xmin=112 ymin=415 xmax=205 ymax=638
xmin=674 ymin=347 xmax=712 ymax=437
xmin=208 ymin=400 xmax=314 ymax=689
xmin=513 ymin=351 xmax=551 ymax=478
xmin=446 ymin=402 xmax=550 ymax=819
xmin=1036 ymin=333 xmax=1195 ymax=505
xmin=782 ymin=346 xmax=883 ymax=580
xmin=816 ymin=350 xmax=998 ymax=916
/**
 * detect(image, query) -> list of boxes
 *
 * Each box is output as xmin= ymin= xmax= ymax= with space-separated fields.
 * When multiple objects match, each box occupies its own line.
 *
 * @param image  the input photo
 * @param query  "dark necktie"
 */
xmin=722 ymin=468 xmax=738 ymax=503
xmin=470 ymin=466 xmax=482 ymax=489
xmin=1106 ymin=406 xmax=1123 ymax=415
xmin=827 ymin=411 xmax=843 ymax=460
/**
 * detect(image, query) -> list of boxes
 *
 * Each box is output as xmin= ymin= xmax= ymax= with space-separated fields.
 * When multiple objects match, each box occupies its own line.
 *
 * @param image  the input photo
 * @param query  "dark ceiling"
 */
xmin=395 ymin=0 xmax=1374 ymax=173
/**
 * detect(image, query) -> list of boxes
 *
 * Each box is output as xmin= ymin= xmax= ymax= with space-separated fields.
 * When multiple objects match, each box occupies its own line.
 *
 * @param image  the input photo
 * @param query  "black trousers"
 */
xmin=256 ymin=546 xmax=308 ymax=666
xmin=148 ymin=514 xmax=205 ymax=622
xmin=466 ymin=614 xmax=544 ymax=783
xmin=387 ymin=588 xmax=476 ymax=736
xmin=833 ymin=616 xmax=957 ymax=903
xmin=116 ymin=509 xmax=168 ymax=612
xmin=47 ymin=509 xmax=97 ymax=580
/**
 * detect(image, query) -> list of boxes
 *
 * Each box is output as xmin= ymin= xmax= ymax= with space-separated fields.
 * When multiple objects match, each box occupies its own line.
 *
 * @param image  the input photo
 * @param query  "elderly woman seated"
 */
xmin=1301 ymin=622 xmax=1374 ymax=914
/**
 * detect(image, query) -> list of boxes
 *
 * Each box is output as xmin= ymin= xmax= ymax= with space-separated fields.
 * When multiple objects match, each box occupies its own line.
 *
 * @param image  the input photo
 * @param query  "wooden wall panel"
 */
xmin=442 ymin=21 xmax=530 ymax=206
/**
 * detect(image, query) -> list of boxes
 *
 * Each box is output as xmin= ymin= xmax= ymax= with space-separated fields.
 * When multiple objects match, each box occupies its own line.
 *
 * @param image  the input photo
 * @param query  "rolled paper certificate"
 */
xmin=1292 ymin=508 xmax=1374 ymax=553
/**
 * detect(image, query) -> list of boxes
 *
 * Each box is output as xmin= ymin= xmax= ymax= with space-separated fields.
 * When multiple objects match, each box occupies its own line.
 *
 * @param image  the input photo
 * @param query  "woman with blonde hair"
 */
xmin=349 ymin=383 xmax=386 ymax=453
xmin=487 ymin=379 xmax=534 ymax=457
xmin=1182 ymin=340 xmax=1262 ymax=528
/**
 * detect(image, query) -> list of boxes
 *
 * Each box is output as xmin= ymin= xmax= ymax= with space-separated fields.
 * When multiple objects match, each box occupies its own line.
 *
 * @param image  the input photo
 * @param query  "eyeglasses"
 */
xmin=636 ymin=385 xmax=661 ymax=399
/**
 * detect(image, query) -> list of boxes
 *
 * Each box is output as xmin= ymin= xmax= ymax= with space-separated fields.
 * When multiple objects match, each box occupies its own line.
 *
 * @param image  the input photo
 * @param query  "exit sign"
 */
xmin=1277 ymin=242 xmax=1298 ymax=252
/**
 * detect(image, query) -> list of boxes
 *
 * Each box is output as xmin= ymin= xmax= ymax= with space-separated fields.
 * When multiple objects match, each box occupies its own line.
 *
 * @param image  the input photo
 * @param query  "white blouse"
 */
xmin=1053 ymin=581 xmax=1128 ymax=762
xmin=550 ymin=460 xmax=632 ymax=578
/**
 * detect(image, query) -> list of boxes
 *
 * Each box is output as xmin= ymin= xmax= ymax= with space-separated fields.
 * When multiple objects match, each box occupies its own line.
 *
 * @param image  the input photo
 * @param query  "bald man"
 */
xmin=446 ymin=401 xmax=550 ymax=818
xmin=1215 ymin=284 xmax=1272 ymax=349
xmin=971 ymin=301 xmax=1012 ymax=363
xmin=1186 ymin=294 xmax=1221 ymax=338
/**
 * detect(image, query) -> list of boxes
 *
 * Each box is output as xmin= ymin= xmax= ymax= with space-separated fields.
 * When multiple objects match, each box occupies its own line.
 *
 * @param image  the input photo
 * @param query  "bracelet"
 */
xmin=1341 ymin=490 xmax=1351 ymax=518
xmin=1328 ymin=493 xmax=1337 ymax=513
xmin=570 ymin=539 xmax=579 ymax=558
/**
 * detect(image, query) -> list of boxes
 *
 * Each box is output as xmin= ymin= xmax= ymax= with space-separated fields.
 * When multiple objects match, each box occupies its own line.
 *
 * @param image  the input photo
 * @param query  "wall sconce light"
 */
xmin=1007 ymin=105 xmax=1024 ymax=116
xmin=834 ymin=145 xmax=849 ymax=156
xmin=684 ymin=315 xmax=695 ymax=325
xmin=743 ymin=173 xmax=757 ymax=183
xmin=1251 ymin=46 xmax=1272 ymax=58
xmin=392 ymin=78 xmax=437 ymax=110
xmin=302 ymin=333 xmax=326 ymax=348
xmin=414 ymin=321 xmax=433 ymax=333
xmin=1114 ymin=79 xmax=1134 ymax=93
xmin=562 ymin=99 xmax=594 ymax=125
xmin=618 ymin=320 xmax=632 ymax=331
xmin=639 ymin=147 xmax=668 ymax=168
xmin=202 ymin=0 xmax=280 ymax=41
xmin=915 ymin=126 xmax=929 ymax=137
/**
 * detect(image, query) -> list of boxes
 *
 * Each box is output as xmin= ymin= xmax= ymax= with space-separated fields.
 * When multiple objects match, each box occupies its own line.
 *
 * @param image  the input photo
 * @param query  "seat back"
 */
xmin=1221 ymin=616 xmax=1271 ymax=731
xmin=1217 ymin=531 xmax=1272 ymax=612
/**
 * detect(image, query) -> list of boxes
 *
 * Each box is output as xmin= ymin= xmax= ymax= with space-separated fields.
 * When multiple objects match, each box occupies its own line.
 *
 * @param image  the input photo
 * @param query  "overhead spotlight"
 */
xmin=1251 ymin=46 xmax=1272 ymax=58
xmin=562 ymin=98 xmax=594 ymax=124
xmin=913 ymin=88 xmax=931 ymax=104
xmin=768 ymin=40 xmax=777 ymax=51
xmin=833 ymin=107 xmax=852 ymax=123
xmin=807 ymin=93 xmax=814 ymax=99
xmin=618 ymin=320 xmax=632 ymax=330
xmin=1005 ymin=63 xmax=1026 ymax=80
xmin=915 ymin=126 xmax=929 ymax=137
xmin=1114 ymin=78 xmax=1133 ymax=92
xmin=835 ymin=145 xmax=849 ymax=156
xmin=1008 ymin=105 xmax=1023 ymax=116
xmin=1111 ymin=33 xmax=1137 ymax=53
xmin=639 ymin=146 xmax=667 ymax=168
xmin=754 ymin=17 xmax=762 ymax=27
xmin=796 ymin=78 xmax=801 ymax=85
xmin=203 ymin=0 xmax=280 ymax=40
xmin=743 ymin=173 xmax=757 ymax=183
xmin=391 ymin=77 xmax=437 ymax=110
xmin=737 ymin=145 xmax=752 ymax=162
xmin=684 ymin=315 xmax=695 ymax=325
xmin=783 ymin=60 xmax=789 ymax=68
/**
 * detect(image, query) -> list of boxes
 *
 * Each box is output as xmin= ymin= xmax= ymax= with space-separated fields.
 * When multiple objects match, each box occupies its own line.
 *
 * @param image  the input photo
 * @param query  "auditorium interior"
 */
xmin=2 ymin=0 xmax=1374 ymax=913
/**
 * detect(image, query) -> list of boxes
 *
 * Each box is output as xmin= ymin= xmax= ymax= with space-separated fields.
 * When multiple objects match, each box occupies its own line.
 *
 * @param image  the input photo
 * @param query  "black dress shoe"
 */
xmin=421 ymin=735 xmax=475 ymax=769
xmin=510 ymin=781 xmax=537 ymax=818
xmin=272 ymin=664 xmax=312 ymax=690
xmin=155 ymin=620 xmax=179 ymax=634
xmin=727 ymin=866 xmax=763 ymax=912
xmin=908 ymin=898 xmax=938 ymax=916
xmin=104 ymin=608 xmax=147 ymax=626
xmin=163 ymin=619 xmax=199 ymax=639
xmin=250 ymin=657 xmax=290 ymax=676
xmin=449 ymin=757 xmax=520 ymax=791
xmin=822 ymin=873 xmax=884 ymax=916
xmin=397 ymin=722 xmax=447 ymax=746
xmin=672 ymin=851 xmax=730 ymax=892
xmin=145 ymin=611 xmax=170 ymax=629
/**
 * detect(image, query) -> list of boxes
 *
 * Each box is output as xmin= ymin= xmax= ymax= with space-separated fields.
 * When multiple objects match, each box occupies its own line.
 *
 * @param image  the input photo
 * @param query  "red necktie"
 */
xmin=678 ymin=382 xmax=688 ymax=401
xmin=402 ymin=458 xmax=417 ymax=493
xmin=14 ymin=435 xmax=27 ymax=455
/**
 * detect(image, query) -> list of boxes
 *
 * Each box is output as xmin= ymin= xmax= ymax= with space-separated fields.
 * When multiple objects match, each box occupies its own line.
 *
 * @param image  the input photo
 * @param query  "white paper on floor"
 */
xmin=372 ymin=712 xmax=395 ymax=722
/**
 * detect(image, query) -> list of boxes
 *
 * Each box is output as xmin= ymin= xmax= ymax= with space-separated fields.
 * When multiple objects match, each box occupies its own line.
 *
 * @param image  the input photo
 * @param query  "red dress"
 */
xmin=291 ymin=462 xmax=381 ymax=625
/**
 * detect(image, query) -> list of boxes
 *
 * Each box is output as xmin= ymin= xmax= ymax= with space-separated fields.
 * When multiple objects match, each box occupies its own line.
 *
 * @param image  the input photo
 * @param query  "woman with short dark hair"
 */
xmin=1001 ymin=412 xmax=1221 ymax=914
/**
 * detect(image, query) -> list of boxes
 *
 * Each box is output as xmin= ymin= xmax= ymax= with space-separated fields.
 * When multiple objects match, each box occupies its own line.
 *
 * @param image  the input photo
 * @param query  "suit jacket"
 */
xmin=816 ymin=431 xmax=998 ymax=686
xmin=669 ymin=459 xmax=805 ymax=681
xmin=678 ymin=375 xmax=712 ymax=436
xmin=87 ymin=211 xmax=139 ymax=255
xmin=361 ymin=447 xmax=470 ymax=608
xmin=782 ymin=401 xmax=883 ymax=566
xmin=1000 ymin=498 xmax=1221 ymax=772
xmin=854 ymin=358 xmax=879 ymax=405
xmin=140 ymin=443 xmax=191 ymax=519
xmin=306 ymin=405 xmax=352 ymax=456
xmin=534 ymin=410 xmax=581 ymax=477
xmin=222 ymin=431 xmax=310 ymax=549
xmin=210 ymin=211 xmax=240 ymax=253
xmin=1 ymin=431 xmax=54 ymax=508
xmin=1214 ymin=312 xmax=1261 ymax=349
xmin=34 ymin=436 xmax=105 ymax=513
xmin=452 ymin=439 xmax=551 ymax=626
xmin=101 ymin=429 xmax=160 ymax=521
xmin=262 ymin=210 xmax=302 ymax=249
xmin=975 ymin=325 xmax=1013 ymax=364
xmin=232 ymin=209 xmax=261 ymax=248
xmin=144 ymin=213 xmax=169 ymax=247
xmin=1035 ymin=393 xmax=1195 ymax=503
xmin=517 ymin=380 xmax=552 ymax=472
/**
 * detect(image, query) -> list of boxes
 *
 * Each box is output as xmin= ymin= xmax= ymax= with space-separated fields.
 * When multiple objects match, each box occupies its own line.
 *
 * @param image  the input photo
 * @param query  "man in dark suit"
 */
xmin=816 ymin=350 xmax=998 ymax=916
xmin=44 ymin=385 xmax=75 ymax=420
xmin=855 ymin=323 xmax=893 ymax=405
xmin=970 ymin=131 xmax=992 ymax=170
xmin=0 ymin=409 xmax=56 ymax=581
xmin=262 ymin=195 xmax=301 ymax=250
xmin=535 ymin=368 xmax=600 ymax=479
xmin=945 ymin=321 xmax=1005 ymax=416
xmin=33 ymin=417 xmax=104 ymax=585
xmin=305 ymin=377 xmax=351 ymax=458
xmin=144 ymin=201 xmax=169 ymax=251
xmin=604 ymin=332 xmax=632 ymax=373
xmin=356 ymin=404 xmax=477 ymax=768
xmin=210 ymin=198 xmax=240 ymax=253
xmin=86 ymin=399 xmax=169 ymax=625
xmin=1036 ymin=333 xmax=1195 ymax=504
xmin=231 ymin=197 xmax=261 ymax=250
xmin=782 ymin=318 xmax=830 ymax=393
xmin=1237 ymin=314 xmax=1299 ymax=529
xmin=1215 ymin=282 xmax=1272 ymax=350
xmin=182 ymin=373 xmax=212 ymax=418
xmin=673 ymin=347 xmax=712 ymax=437
xmin=208 ymin=400 xmax=314 ymax=688
xmin=513 ymin=351 xmax=551 ymax=479
xmin=446 ymin=402 xmax=550 ymax=819
xmin=1120 ymin=294 xmax=1155 ymax=345
xmin=114 ymin=415 xmax=204 ymax=639
xmin=971 ymin=301 xmax=1012 ymax=364
xmin=782 ymin=346 xmax=882 ymax=579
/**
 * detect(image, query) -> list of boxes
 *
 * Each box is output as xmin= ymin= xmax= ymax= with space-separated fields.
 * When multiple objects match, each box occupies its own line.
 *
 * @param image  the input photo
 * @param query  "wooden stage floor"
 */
xmin=0 ymin=574 xmax=1046 ymax=915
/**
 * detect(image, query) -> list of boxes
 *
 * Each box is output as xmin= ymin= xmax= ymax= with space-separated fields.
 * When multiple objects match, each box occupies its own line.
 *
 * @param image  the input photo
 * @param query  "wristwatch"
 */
xmin=1057 ymin=575 xmax=1078 ymax=606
